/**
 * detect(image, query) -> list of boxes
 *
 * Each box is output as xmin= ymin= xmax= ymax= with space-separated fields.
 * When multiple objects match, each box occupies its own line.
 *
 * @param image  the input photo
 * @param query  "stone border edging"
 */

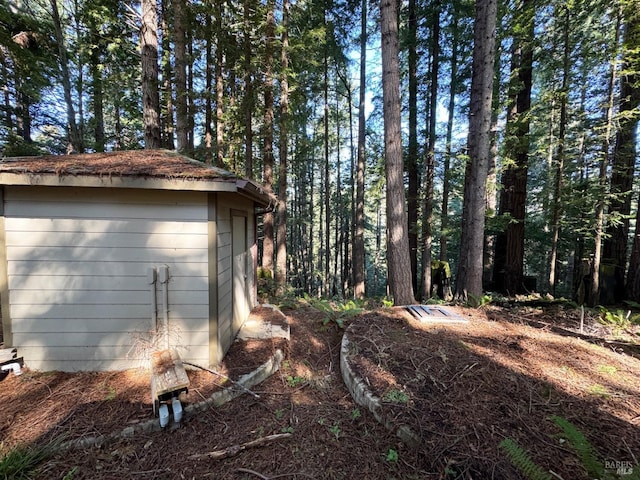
xmin=61 ymin=349 xmax=284 ymax=451
xmin=340 ymin=327 xmax=420 ymax=448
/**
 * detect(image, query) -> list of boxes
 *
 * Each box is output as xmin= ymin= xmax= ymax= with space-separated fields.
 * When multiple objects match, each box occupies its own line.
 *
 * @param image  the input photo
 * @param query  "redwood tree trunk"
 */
xmin=453 ymin=0 xmax=498 ymax=303
xmin=353 ymin=0 xmax=367 ymax=300
xmin=141 ymin=0 xmax=161 ymax=149
xmin=493 ymin=0 xmax=533 ymax=295
xmin=381 ymin=0 xmax=416 ymax=305
xmin=275 ymin=0 xmax=290 ymax=294
xmin=173 ymin=0 xmax=188 ymax=152
xmin=261 ymin=0 xmax=276 ymax=275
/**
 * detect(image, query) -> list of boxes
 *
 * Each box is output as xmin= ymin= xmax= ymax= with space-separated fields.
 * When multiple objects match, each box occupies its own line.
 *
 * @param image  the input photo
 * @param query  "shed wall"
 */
xmin=215 ymin=193 xmax=256 ymax=361
xmin=4 ymin=186 xmax=210 ymax=371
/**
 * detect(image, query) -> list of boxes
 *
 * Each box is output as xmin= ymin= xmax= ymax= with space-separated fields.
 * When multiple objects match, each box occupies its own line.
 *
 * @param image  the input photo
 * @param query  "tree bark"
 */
xmin=381 ymin=0 xmax=416 ymax=305
xmin=261 ymin=0 xmax=276 ymax=275
xmin=493 ymin=0 xmax=533 ymax=295
xmin=353 ymin=0 xmax=367 ymax=300
xmin=617 ymin=0 xmax=640 ymax=301
xmin=49 ymin=0 xmax=83 ymax=153
xmin=453 ymin=0 xmax=497 ymax=303
xmin=215 ymin=0 xmax=224 ymax=167
xmin=141 ymin=0 xmax=161 ymax=149
xmin=173 ymin=0 xmax=188 ymax=152
xmin=420 ymin=2 xmax=440 ymax=300
xmin=407 ymin=0 xmax=419 ymax=294
xmin=160 ymin=0 xmax=174 ymax=150
xmin=275 ymin=0 xmax=290 ymax=294
xmin=548 ymin=4 xmax=569 ymax=296
xmin=243 ymin=0 xmax=254 ymax=178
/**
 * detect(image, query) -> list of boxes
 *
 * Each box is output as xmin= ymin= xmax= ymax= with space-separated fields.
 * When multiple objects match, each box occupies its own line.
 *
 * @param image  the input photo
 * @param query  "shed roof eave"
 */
xmin=235 ymin=179 xmax=277 ymax=209
xmin=0 ymin=172 xmax=239 ymax=193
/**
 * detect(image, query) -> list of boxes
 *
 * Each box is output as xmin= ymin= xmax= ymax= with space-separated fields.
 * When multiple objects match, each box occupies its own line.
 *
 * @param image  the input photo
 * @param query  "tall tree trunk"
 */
xmin=275 ymin=0 xmax=290 ymax=294
xmin=160 ymin=0 xmax=174 ymax=149
xmin=420 ymin=2 xmax=441 ymax=300
xmin=243 ymin=0 xmax=254 ymax=178
xmin=493 ymin=0 xmax=533 ymax=295
xmin=441 ymin=0 xmax=459 ymax=265
xmin=261 ymin=0 xmax=276 ymax=275
xmin=381 ymin=0 xmax=416 ymax=305
xmin=173 ymin=0 xmax=188 ymax=152
xmin=89 ymin=30 xmax=105 ymax=152
xmin=141 ymin=0 xmax=161 ymax=149
xmin=548 ymin=4 xmax=570 ymax=296
xmin=407 ymin=0 xmax=419 ymax=293
xmin=187 ymin=31 xmax=194 ymax=152
xmin=49 ymin=0 xmax=83 ymax=153
xmin=590 ymin=7 xmax=622 ymax=306
xmin=215 ymin=0 xmax=224 ymax=167
xmin=483 ymin=45 xmax=501 ymax=287
xmin=453 ymin=0 xmax=498 ymax=303
xmin=614 ymin=0 xmax=640 ymax=301
xmin=353 ymin=0 xmax=367 ymax=300
xmin=204 ymin=11 xmax=213 ymax=163
xmin=323 ymin=6 xmax=331 ymax=296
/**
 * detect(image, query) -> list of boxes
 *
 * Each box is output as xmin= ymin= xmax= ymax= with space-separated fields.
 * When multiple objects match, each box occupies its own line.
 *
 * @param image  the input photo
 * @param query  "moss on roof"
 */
xmin=0 ymin=150 xmax=237 ymax=180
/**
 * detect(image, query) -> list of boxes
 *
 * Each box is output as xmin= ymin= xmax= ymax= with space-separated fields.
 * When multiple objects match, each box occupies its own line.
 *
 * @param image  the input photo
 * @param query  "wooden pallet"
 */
xmin=150 ymin=348 xmax=189 ymax=415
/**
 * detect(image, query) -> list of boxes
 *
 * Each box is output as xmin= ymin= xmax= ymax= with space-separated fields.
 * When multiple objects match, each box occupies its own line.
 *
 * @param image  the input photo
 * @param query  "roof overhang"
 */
xmin=0 ymin=150 xmax=276 ymax=208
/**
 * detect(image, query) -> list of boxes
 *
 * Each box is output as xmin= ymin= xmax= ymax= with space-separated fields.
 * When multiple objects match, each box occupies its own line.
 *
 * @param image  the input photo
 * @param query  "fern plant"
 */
xmin=499 ymin=438 xmax=554 ymax=480
xmin=551 ymin=416 xmax=603 ymax=478
xmin=501 ymin=417 xmax=639 ymax=480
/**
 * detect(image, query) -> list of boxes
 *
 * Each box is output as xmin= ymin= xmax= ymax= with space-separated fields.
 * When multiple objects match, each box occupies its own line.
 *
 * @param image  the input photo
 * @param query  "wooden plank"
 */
xmin=5 ymin=185 xmax=207 ymax=206
xmin=7 ymin=260 xmax=208 ymax=277
xmin=9 ymin=289 xmax=207 ymax=306
xmin=11 ymin=316 xmax=206 ymax=334
xmin=5 ymin=201 xmax=208 ymax=222
xmin=8 ymin=274 xmax=208 ymax=291
xmin=10 ymin=303 xmax=209 ymax=320
xmin=6 ymin=232 xmax=208 ymax=249
xmin=151 ymin=349 xmax=190 ymax=398
xmin=5 ymin=218 xmax=207 ymax=235
xmin=7 ymin=246 xmax=207 ymax=267
xmin=0 ymin=348 xmax=17 ymax=362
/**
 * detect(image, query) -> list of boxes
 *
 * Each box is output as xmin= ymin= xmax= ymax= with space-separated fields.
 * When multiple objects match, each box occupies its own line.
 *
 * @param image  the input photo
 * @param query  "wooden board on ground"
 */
xmin=0 ymin=348 xmax=17 ymax=363
xmin=151 ymin=348 xmax=190 ymax=401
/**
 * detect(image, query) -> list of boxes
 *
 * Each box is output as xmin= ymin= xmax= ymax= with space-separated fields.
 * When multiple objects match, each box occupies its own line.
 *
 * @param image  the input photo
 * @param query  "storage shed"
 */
xmin=0 ymin=150 xmax=274 ymax=372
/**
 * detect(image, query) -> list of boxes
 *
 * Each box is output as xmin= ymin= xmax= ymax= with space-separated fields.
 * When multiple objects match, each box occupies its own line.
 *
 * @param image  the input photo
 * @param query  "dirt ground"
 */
xmin=1 ymin=301 xmax=639 ymax=479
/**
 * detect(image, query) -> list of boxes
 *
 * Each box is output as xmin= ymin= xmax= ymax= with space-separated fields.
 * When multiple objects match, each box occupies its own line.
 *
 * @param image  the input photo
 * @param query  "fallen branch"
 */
xmin=183 ymin=361 xmax=261 ymax=398
xmin=188 ymin=433 xmax=292 ymax=461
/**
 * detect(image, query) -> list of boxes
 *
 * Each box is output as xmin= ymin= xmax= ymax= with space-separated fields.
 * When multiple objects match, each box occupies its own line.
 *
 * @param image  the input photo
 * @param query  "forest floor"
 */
xmin=1 ymin=299 xmax=639 ymax=479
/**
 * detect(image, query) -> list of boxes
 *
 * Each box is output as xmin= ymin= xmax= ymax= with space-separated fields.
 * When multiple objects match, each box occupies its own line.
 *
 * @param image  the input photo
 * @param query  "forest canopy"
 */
xmin=1 ymin=0 xmax=639 ymax=305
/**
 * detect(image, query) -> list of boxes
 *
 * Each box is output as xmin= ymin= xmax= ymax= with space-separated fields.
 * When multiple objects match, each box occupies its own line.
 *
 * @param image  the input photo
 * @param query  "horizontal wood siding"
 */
xmin=5 ymin=186 xmax=210 ymax=371
xmin=216 ymin=193 xmax=255 ymax=358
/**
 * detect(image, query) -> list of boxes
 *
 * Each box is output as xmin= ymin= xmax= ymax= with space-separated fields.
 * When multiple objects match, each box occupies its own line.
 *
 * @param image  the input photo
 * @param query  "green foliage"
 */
xmin=466 ymin=292 xmax=493 ymax=308
xmin=285 ymin=375 xmax=306 ymax=388
xmin=382 ymin=389 xmax=410 ymax=404
xmin=62 ymin=467 xmax=78 ymax=480
xmin=501 ymin=417 xmax=639 ymax=480
xmin=499 ymin=438 xmax=554 ymax=480
xmin=306 ymin=297 xmax=364 ymax=329
xmin=385 ymin=448 xmax=399 ymax=463
xmin=551 ymin=416 xmax=604 ymax=478
xmin=597 ymin=307 xmax=638 ymax=334
xmin=0 ymin=438 xmax=62 ymax=480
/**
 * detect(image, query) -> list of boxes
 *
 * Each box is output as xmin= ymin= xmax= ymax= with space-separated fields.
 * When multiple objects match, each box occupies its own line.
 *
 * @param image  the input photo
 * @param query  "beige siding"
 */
xmin=5 ymin=186 xmax=210 ymax=371
xmin=215 ymin=193 xmax=255 ymax=358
